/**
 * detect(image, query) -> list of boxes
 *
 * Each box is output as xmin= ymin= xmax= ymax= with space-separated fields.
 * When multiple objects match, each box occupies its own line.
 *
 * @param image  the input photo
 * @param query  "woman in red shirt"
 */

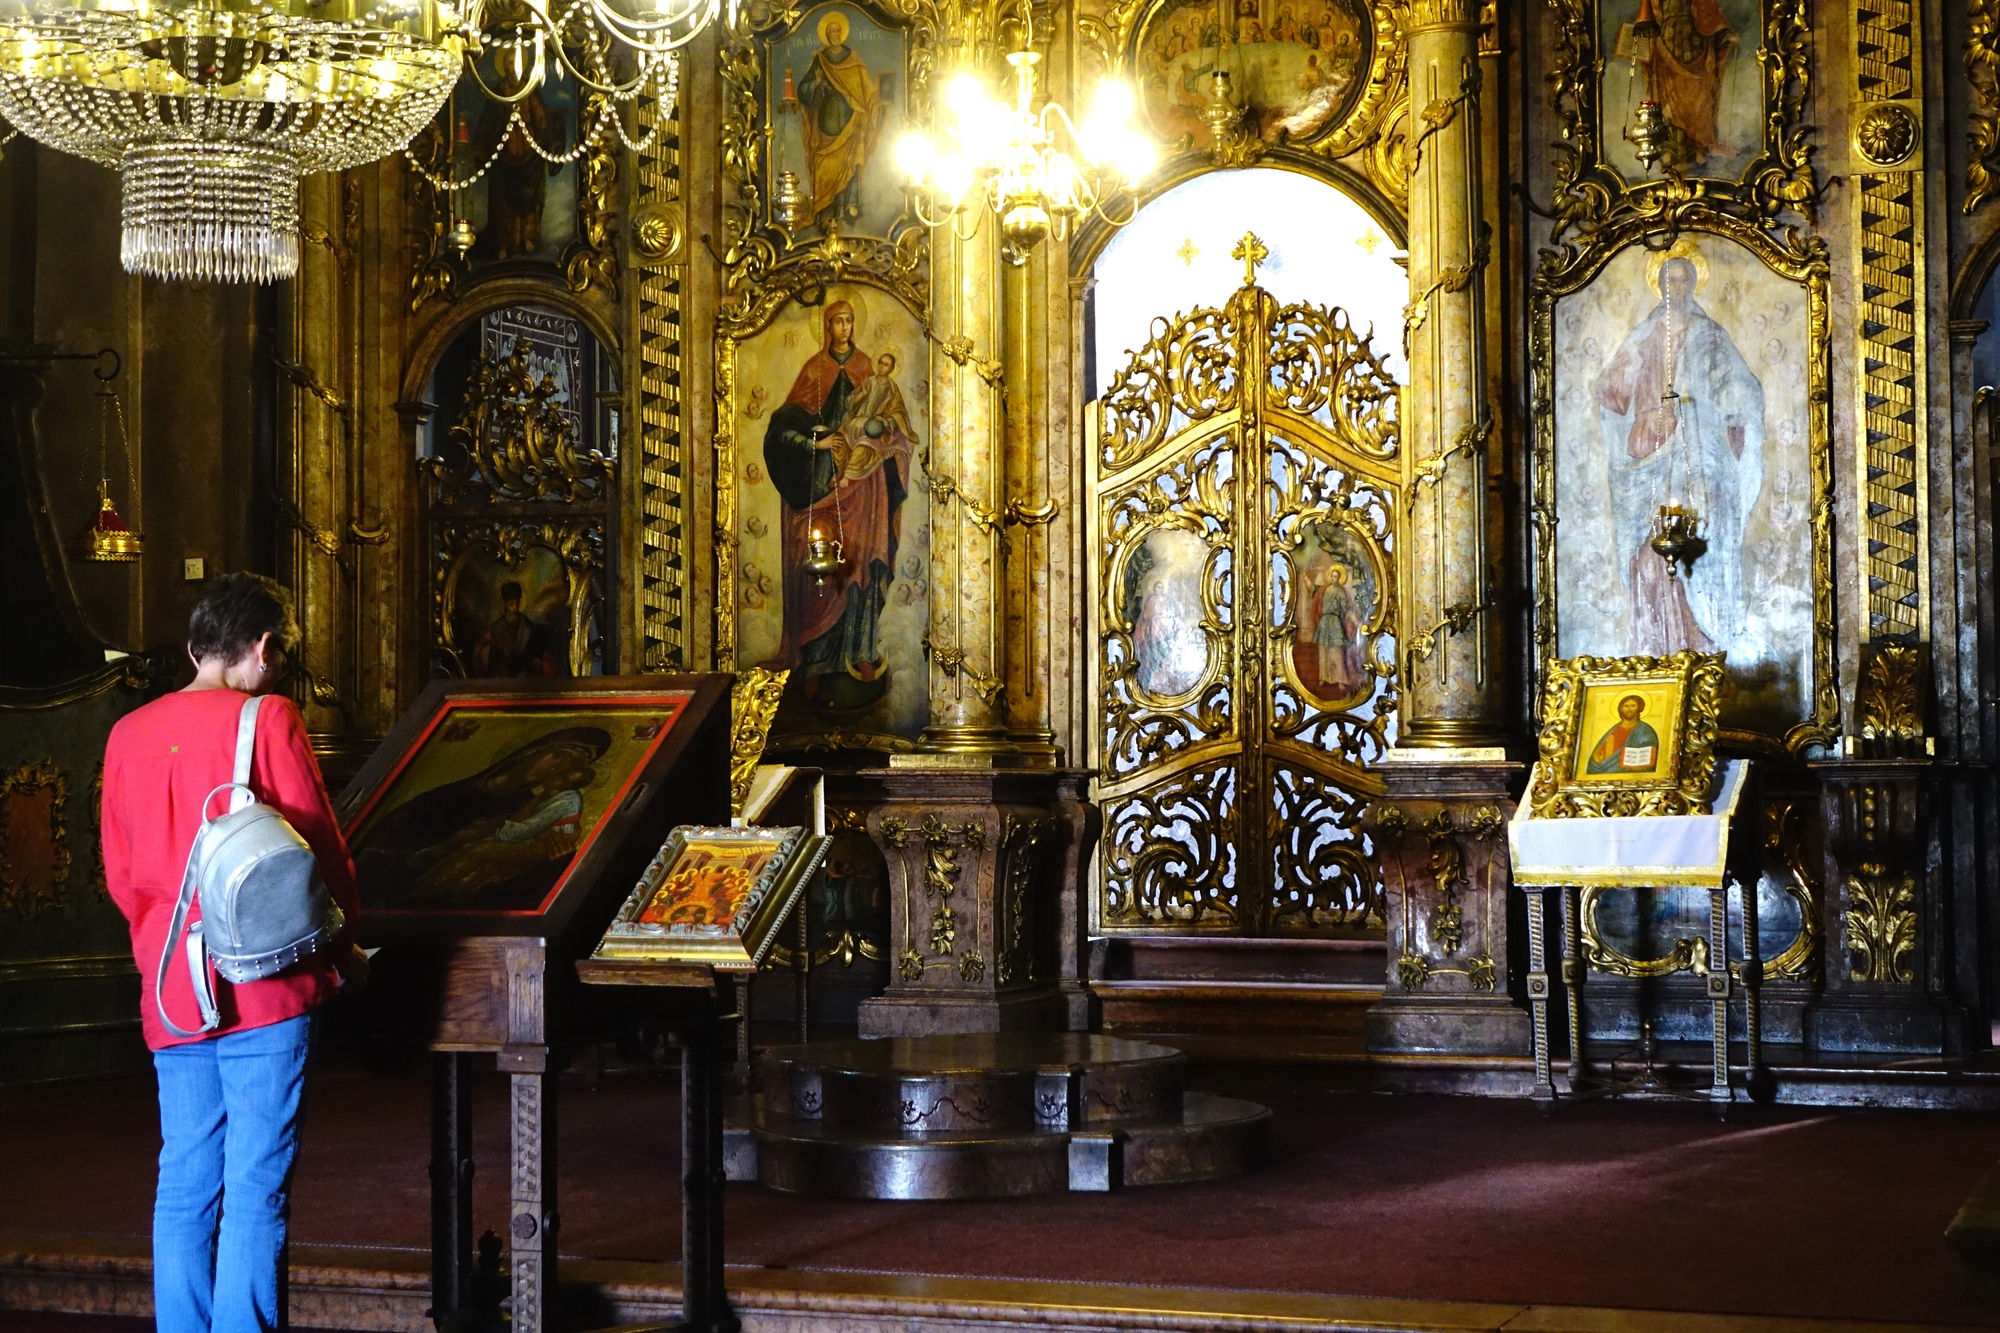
xmin=102 ymin=573 xmax=365 ymax=1333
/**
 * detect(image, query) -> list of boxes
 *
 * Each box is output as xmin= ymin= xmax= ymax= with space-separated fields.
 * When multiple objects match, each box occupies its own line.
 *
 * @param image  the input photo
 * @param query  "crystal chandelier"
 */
xmin=894 ymin=20 xmax=1154 ymax=260
xmin=0 ymin=0 xmax=724 ymax=283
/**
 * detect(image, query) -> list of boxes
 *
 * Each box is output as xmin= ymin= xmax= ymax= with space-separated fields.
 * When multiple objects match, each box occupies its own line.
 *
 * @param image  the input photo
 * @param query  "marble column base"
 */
xmin=855 ymin=769 xmax=1089 ymax=1039
xmin=1362 ymin=757 xmax=1531 ymax=1058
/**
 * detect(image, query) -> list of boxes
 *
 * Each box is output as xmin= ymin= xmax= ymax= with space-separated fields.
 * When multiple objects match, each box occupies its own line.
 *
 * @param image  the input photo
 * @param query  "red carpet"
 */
xmin=3 ymin=1060 xmax=1996 ymax=1325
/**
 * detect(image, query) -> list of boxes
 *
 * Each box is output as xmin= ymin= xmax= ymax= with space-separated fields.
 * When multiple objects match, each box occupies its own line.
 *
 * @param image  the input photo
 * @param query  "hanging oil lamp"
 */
xmin=1649 ymin=502 xmax=1701 ymax=578
xmin=1625 ymin=99 xmax=1669 ymax=173
xmin=801 ymin=526 xmax=845 ymax=587
xmin=773 ymin=171 xmax=810 ymax=231
xmin=83 ymin=377 xmax=141 ymax=563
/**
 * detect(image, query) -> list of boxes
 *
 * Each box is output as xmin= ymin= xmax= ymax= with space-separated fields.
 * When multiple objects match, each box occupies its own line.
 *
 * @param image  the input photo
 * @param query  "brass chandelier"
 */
xmin=0 ymin=0 xmax=722 ymax=283
xmin=895 ymin=15 xmax=1153 ymax=260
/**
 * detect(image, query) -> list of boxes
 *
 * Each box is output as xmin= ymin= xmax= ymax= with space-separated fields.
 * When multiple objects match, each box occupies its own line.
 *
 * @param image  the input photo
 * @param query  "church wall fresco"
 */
xmin=1549 ymin=235 xmax=1818 ymax=739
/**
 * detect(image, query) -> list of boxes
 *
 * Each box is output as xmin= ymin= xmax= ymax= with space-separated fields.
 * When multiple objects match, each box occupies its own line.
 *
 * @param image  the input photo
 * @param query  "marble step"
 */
xmin=725 ymin=1034 xmax=1270 ymax=1200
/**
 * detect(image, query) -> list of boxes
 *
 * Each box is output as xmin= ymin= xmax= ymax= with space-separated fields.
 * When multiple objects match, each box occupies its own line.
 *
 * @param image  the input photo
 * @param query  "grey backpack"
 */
xmin=155 ymin=694 xmax=345 ymax=1038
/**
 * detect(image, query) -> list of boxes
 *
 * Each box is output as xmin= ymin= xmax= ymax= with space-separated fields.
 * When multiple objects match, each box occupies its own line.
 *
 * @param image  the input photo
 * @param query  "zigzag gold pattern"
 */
xmin=635 ymin=92 xmax=689 ymax=669
xmin=1853 ymin=0 xmax=1926 ymax=637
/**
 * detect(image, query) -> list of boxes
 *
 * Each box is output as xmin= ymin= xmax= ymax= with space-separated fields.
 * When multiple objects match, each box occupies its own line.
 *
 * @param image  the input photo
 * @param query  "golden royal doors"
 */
xmin=1088 ymin=234 xmax=1402 ymax=935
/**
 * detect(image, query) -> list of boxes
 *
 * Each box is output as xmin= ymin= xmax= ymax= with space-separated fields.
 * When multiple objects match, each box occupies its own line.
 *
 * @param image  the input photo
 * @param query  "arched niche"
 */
xmin=401 ymin=285 xmax=625 ymax=679
xmin=1079 ymin=166 xmax=1408 ymax=399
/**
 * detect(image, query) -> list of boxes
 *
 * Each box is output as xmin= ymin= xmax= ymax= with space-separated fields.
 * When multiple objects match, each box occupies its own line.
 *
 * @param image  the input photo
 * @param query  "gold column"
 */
xmin=1398 ymin=0 xmax=1502 ymax=750
xmin=914 ymin=102 xmax=1013 ymax=758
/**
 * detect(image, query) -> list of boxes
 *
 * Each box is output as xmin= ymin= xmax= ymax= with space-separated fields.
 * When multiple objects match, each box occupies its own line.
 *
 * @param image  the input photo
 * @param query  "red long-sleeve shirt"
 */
xmin=102 ymin=688 xmax=361 ymax=1049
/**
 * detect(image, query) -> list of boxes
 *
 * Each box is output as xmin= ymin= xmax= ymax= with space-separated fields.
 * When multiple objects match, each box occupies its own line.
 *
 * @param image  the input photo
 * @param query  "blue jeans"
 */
xmin=152 ymin=1014 xmax=312 ymax=1333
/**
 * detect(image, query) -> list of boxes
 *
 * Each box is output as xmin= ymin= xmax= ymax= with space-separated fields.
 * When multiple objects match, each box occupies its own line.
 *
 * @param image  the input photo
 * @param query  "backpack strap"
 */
xmin=230 ymin=694 xmax=262 ymax=814
xmin=153 ymin=696 xmax=263 ymax=1040
xmin=155 ymin=846 xmax=219 ymax=1039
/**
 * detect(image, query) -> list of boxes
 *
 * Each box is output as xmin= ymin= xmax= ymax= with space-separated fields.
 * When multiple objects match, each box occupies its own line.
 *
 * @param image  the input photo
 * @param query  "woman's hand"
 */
xmin=334 ymin=943 xmax=371 ymax=991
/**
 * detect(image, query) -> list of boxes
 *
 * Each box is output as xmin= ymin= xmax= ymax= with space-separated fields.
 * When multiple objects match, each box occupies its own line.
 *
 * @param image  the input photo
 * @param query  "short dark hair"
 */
xmin=188 ymin=573 xmax=301 ymax=665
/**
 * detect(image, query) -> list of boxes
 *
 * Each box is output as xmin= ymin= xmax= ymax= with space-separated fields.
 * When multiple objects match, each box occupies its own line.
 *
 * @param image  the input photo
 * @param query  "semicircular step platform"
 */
xmin=723 ymin=1034 xmax=1270 ymax=1200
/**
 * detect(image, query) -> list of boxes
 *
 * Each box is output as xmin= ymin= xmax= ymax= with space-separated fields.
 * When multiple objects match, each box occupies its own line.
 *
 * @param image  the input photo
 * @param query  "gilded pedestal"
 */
xmin=1362 ymin=759 xmax=1530 ymax=1055
xmin=856 ymin=769 xmax=1092 ymax=1037
xmin=1805 ymin=757 xmax=1961 ymax=1054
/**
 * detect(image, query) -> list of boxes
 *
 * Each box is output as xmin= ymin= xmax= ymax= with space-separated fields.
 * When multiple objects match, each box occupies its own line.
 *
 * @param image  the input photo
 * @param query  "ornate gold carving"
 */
xmin=1090 ymin=260 xmax=1400 ymax=934
xmin=631 ymin=203 xmax=685 ymax=266
xmin=1408 ymin=0 xmax=1477 ymax=29
xmin=433 ymin=341 xmax=613 ymax=505
xmin=1851 ymin=0 xmax=1926 ymax=639
xmin=634 ymin=89 xmax=689 ymax=670
xmin=1843 ymin=861 xmax=1916 ymax=984
xmin=1541 ymin=0 xmax=1816 ymax=241
xmin=1094 ymin=0 xmax=1407 ymax=189
xmin=1853 ymin=103 xmax=1919 ymax=169
xmin=921 ymin=635 xmax=1006 ymax=702
xmin=1528 ymin=651 xmax=1726 ymax=819
xmin=563 ymin=101 xmax=620 ymax=295
xmin=884 ymin=814 xmax=986 ymax=973
xmin=1529 ymin=215 xmax=1837 ymax=753
xmin=729 ymin=668 xmax=791 ymax=818
xmin=1967 ymin=1 xmax=2000 ymax=214
xmin=1856 ymin=642 xmax=1925 ymax=745
xmin=0 ymin=760 xmax=71 ymax=918
xmin=407 ymin=117 xmax=459 ymax=311
xmin=1577 ymin=795 xmax=1819 ymax=982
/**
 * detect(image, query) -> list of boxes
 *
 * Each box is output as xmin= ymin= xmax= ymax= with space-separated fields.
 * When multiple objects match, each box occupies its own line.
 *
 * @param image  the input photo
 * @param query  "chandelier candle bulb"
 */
xmin=898 ymin=16 xmax=1156 ymax=256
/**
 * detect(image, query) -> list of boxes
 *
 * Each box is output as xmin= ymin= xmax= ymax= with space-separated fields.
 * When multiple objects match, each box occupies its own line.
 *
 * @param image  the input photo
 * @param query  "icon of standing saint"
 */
xmin=762 ymin=300 xmax=915 ymax=710
xmin=1593 ymin=244 xmax=1764 ymax=659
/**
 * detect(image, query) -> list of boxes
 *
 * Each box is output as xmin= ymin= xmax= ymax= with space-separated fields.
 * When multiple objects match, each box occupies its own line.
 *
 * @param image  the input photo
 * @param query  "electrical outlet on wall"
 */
xmin=183 ymin=557 xmax=205 ymax=581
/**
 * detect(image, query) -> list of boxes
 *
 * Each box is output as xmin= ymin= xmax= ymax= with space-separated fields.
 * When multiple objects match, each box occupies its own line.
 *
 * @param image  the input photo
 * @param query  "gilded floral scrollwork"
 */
xmin=1097 ymin=310 xmax=1241 ymax=474
xmin=729 ymin=668 xmax=791 ymax=819
xmin=1542 ymin=0 xmax=1817 ymax=249
xmin=1270 ymin=766 xmax=1378 ymax=929
xmin=1266 ymin=303 xmax=1399 ymax=461
xmin=1844 ymin=862 xmax=1917 ymax=984
xmin=1093 ymin=257 xmax=1399 ymax=936
xmin=1968 ymin=1 xmax=2000 ymax=214
xmin=432 ymin=340 xmax=613 ymax=505
xmin=1101 ymin=762 xmax=1239 ymax=927
xmin=562 ymin=101 xmax=620 ymax=296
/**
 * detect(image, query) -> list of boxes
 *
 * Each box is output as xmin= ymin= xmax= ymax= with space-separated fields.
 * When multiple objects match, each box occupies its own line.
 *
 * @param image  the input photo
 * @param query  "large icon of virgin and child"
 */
xmin=761 ymin=299 xmax=918 ymax=711
xmin=353 ymin=724 xmax=619 ymax=912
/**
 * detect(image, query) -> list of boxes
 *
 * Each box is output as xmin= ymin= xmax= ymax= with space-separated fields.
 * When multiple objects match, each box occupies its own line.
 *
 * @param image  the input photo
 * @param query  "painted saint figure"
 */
xmin=1585 ymin=695 xmax=1662 ymax=775
xmin=353 ymin=727 xmax=612 ymax=910
xmin=472 ymin=581 xmax=559 ymax=677
xmin=763 ymin=300 xmax=912 ymax=708
xmin=1125 ymin=530 xmax=1208 ymax=698
xmin=796 ymin=11 xmax=884 ymax=229
xmin=469 ymin=87 xmax=563 ymax=262
xmin=1594 ymin=253 xmax=1763 ymax=657
xmin=1632 ymin=0 xmax=1739 ymax=173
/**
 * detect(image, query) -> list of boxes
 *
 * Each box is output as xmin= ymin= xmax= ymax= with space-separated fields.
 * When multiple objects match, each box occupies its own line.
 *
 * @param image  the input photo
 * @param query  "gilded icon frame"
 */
xmin=1527 ymin=211 xmax=1836 ymax=757
xmin=1542 ymin=0 xmax=1816 ymax=239
xmin=1528 ymin=650 xmax=1727 ymax=819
